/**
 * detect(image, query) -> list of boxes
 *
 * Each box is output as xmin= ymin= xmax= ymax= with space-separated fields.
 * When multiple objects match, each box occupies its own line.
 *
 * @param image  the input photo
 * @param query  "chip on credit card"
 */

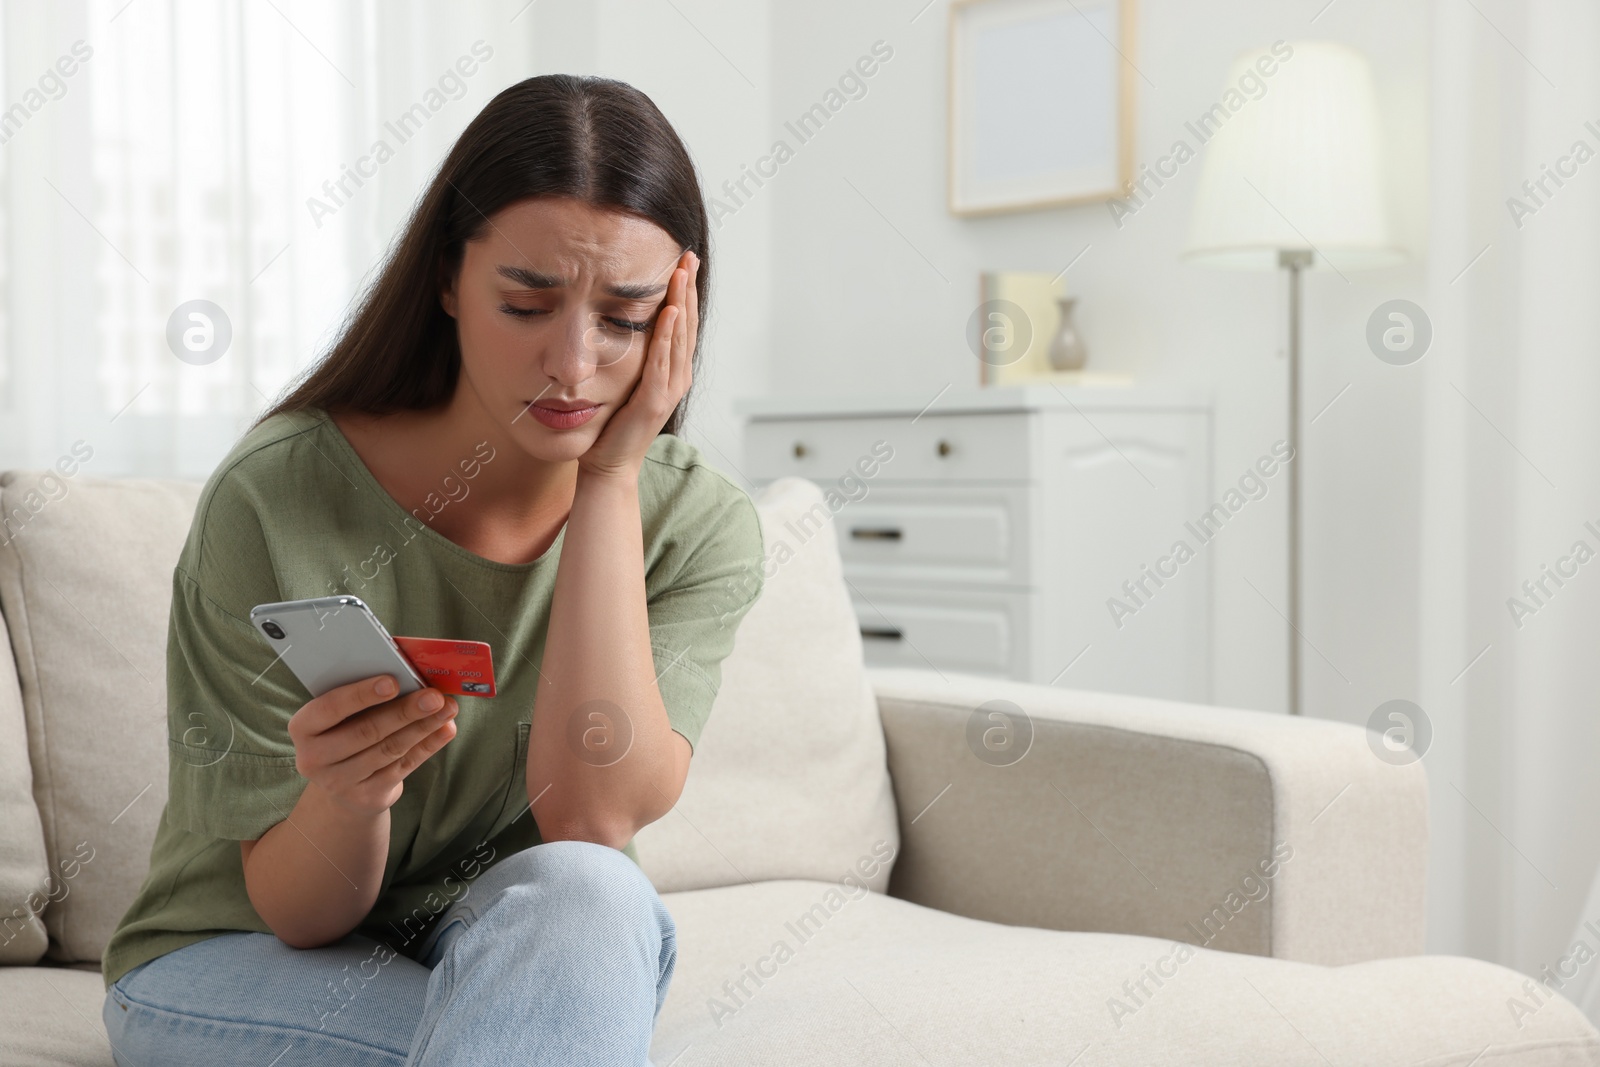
xmin=392 ymin=636 xmax=497 ymax=697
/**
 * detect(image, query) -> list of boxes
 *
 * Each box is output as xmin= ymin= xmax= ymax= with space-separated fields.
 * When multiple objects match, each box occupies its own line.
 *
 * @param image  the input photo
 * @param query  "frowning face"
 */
xmin=440 ymin=195 xmax=684 ymax=462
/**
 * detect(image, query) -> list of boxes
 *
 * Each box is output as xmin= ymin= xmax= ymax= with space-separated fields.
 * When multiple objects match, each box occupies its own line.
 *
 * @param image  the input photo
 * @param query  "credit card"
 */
xmin=392 ymin=636 xmax=497 ymax=698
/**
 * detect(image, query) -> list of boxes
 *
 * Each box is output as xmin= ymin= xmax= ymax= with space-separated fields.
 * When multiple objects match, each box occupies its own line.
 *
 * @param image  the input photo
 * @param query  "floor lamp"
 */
xmin=1182 ymin=40 xmax=1402 ymax=715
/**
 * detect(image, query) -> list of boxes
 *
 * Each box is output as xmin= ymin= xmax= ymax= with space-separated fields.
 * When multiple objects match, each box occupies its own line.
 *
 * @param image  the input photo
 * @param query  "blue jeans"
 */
xmin=102 ymin=840 xmax=677 ymax=1066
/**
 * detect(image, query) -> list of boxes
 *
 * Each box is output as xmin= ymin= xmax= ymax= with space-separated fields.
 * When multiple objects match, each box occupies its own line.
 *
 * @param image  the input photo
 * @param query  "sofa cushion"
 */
xmin=0 ymin=965 xmax=114 ymax=1066
xmin=650 ymin=880 xmax=1600 ymax=1066
xmin=18 ymin=883 xmax=1598 ymax=1067
xmin=633 ymin=477 xmax=899 ymax=893
xmin=0 ymin=472 xmax=202 ymax=963
xmin=0 ymin=589 xmax=50 ymax=964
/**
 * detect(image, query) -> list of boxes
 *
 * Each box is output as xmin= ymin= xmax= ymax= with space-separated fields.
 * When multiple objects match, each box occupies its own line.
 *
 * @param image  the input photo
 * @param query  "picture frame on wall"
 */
xmin=948 ymin=0 xmax=1137 ymax=215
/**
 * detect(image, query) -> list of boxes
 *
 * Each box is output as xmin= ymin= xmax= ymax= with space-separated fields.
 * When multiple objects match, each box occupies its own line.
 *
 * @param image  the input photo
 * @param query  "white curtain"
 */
xmin=0 ymin=0 xmax=536 ymax=478
xmin=1422 ymin=0 xmax=1600 ymax=1019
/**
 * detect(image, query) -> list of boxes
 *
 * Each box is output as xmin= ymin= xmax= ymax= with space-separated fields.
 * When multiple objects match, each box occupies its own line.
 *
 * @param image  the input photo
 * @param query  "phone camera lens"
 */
xmin=262 ymin=620 xmax=286 ymax=640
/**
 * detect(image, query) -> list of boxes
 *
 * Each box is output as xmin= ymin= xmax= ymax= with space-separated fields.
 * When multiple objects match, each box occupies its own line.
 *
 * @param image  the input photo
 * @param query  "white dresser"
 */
xmin=736 ymin=384 xmax=1215 ymax=704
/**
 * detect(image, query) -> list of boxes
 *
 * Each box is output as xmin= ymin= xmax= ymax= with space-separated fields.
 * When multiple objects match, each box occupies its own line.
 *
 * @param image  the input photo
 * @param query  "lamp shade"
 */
xmin=1183 ymin=40 xmax=1402 ymax=271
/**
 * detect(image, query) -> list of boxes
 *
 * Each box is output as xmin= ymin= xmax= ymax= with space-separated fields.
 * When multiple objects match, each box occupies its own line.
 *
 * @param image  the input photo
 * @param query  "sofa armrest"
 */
xmin=868 ymin=667 xmax=1427 ymax=966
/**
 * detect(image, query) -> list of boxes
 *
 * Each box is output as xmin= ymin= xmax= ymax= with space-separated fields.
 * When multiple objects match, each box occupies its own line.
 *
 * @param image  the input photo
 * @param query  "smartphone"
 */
xmin=249 ymin=595 xmax=426 ymax=700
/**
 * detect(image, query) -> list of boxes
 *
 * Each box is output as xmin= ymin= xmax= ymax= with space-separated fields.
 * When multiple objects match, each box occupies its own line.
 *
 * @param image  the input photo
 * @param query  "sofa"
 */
xmin=0 ymin=465 xmax=1595 ymax=1066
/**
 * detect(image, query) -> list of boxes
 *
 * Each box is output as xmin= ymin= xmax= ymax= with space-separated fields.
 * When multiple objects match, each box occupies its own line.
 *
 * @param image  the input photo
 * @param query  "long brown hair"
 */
xmin=254 ymin=74 xmax=710 ymax=436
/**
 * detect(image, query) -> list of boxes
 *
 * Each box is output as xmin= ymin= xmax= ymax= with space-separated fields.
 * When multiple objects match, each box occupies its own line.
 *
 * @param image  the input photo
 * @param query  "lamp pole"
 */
xmin=1280 ymin=248 xmax=1312 ymax=716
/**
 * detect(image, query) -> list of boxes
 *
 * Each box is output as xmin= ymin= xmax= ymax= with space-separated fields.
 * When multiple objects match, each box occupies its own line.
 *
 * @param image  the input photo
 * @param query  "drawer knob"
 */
xmin=850 ymin=527 xmax=903 ymax=541
xmin=936 ymin=439 xmax=952 ymax=457
xmin=860 ymin=625 xmax=903 ymax=641
xmin=792 ymin=441 xmax=808 ymax=458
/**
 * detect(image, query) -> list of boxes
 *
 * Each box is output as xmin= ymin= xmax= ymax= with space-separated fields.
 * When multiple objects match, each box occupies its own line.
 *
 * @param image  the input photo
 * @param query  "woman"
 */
xmin=99 ymin=74 xmax=766 ymax=1066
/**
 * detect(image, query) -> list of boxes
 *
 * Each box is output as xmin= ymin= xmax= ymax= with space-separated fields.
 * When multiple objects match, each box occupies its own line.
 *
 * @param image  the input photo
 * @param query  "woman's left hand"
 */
xmin=577 ymin=249 xmax=699 ymax=481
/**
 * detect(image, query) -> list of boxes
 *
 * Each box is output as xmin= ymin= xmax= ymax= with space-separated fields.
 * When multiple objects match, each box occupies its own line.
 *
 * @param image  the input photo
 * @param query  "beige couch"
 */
xmin=0 ymin=467 xmax=1595 ymax=1066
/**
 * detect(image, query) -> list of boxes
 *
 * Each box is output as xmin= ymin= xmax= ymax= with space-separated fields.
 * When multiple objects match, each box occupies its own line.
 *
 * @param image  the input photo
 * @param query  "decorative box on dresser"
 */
xmin=736 ymin=384 xmax=1215 ymax=704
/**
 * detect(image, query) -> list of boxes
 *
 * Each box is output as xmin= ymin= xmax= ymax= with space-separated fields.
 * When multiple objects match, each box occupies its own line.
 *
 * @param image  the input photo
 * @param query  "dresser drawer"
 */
xmin=848 ymin=583 xmax=1029 ymax=677
xmin=837 ymin=485 xmax=1031 ymax=585
xmin=747 ymin=412 xmax=1033 ymax=483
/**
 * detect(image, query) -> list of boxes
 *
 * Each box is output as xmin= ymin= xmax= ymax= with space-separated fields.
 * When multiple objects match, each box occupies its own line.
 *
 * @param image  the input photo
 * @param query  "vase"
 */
xmin=1047 ymin=297 xmax=1088 ymax=372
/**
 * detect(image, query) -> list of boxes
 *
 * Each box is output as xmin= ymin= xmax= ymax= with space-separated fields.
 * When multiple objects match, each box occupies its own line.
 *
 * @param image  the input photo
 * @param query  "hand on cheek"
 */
xmin=576 ymin=249 xmax=698 ymax=481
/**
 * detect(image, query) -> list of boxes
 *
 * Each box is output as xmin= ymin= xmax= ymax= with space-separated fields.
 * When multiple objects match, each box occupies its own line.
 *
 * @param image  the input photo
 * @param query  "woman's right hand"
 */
xmin=286 ymin=674 xmax=458 ymax=817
